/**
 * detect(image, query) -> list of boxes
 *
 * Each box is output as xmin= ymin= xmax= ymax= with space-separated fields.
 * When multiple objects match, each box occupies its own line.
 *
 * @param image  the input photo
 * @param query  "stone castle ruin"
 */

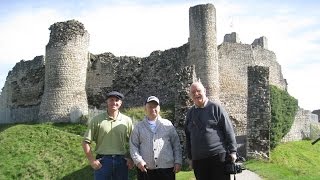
xmin=0 ymin=4 xmax=318 ymax=158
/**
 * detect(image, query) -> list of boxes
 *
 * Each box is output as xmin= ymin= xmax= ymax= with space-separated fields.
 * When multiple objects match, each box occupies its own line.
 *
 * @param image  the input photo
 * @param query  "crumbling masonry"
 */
xmin=0 ymin=4 xmax=318 ymax=158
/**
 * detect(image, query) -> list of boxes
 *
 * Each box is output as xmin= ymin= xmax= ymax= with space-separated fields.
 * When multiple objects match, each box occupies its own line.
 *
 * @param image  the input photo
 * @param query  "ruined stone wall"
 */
xmin=0 ymin=56 xmax=44 ymax=123
xmin=188 ymin=4 xmax=219 ymax=101
xmin=85 ymin=44 xmax=189 ymax=109
xmin=174 ymin=65 xmax=196 ymax=160
xmin=282 ymin=108 xmax=318 ymax=142
xmin=114 ymin=45 xmax=189 ymax=107
xmin=247 ymin=66 xmax=271 ymax=160
xmin=0 ymin=87 xmax=10 ymax=123
xmin=312 ymin=109 xmax=320 ymax=122
xmin=218 ymin=43 xmax=254 ymax=136
xmin=0 ymin=4 xmax=316 ymax=157
xmin=217 ymin=39 xmax=287 ymax=136
xmin=86 ymin=53 xmax=120 ymax=109
xmin=38 ymin=20 xmax=89 ymax=122
xmin=252 ymin=36 xmax=268 ymax=49
xmin=252 ymin=46 xmax=287 ymax=90
xmin=224 ymin=32 xmax=240 ymax=43
xmin=86 ymin=53 xmax=118 ymax=96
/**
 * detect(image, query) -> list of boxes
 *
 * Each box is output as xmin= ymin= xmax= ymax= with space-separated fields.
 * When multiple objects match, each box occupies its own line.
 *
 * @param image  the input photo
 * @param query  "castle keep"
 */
xmin=0 ymin=4 xmax=318 ymax=157
xmin=39 ymin=21 xmax=90 ymax=122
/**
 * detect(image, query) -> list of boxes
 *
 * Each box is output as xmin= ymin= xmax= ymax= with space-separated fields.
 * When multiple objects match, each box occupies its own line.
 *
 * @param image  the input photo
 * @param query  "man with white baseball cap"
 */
xmin=145 ymin=95 xmax=160 ymax=104
xmin=130 ymin=96 xmax=182 ymax=180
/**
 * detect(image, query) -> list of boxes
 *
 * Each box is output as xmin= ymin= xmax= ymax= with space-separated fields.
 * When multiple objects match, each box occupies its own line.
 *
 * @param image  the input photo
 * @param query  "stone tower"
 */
xmin=38 ymin=20 xmax=89 ymax=122
xmin=247 ymin=66 xmax=271 ymax=159
xmin=188 ymin=4 xmax=219 ymax=101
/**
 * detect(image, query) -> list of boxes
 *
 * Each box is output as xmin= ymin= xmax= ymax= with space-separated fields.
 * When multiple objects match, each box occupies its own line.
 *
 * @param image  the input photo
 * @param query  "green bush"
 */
xmin=270 ymin=85 xmax=298 ymax=149
xmin=122 ymin=104 xmax=175 ymax=124
xmin=122 ymin=107 xmax=145 ymax=124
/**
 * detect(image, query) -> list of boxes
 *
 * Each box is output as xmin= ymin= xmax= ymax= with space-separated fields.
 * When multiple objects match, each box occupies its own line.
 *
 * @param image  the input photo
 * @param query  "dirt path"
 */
xmin=230 ymin=170 xmax=263 ymax=180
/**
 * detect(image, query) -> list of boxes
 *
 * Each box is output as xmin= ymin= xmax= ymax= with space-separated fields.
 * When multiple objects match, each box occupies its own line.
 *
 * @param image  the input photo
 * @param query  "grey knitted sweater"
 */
xmin=185 ymin=100 xmax=237 ymax=160
xmin=130 ymin=116 xmax=182 ymax=169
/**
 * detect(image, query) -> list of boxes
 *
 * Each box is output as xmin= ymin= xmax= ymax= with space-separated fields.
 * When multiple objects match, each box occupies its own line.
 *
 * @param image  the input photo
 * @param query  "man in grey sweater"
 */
xmin=130 ymin=96 xmax=182 ymax=180
xmin=185 ymin=81 xmax=237 ymax=180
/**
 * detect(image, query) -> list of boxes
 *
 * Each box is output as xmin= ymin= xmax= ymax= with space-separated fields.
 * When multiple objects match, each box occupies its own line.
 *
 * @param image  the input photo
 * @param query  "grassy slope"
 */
xmin=1 ymin=119 xmax=319 ymax=179
xmin=246 ymin=140 xmax=320 ymax=180
xmin=0 ymin=123 xmax=91 ymax=180
xmin=0 ymin=123 xmax=195 ymax=180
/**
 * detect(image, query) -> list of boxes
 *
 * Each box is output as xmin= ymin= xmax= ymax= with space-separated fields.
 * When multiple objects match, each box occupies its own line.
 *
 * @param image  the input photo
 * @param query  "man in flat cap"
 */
xmin=82 ymin=91 xmax=134 ymax=180
xmin=130 ymin=96 xmax=182 ymax=180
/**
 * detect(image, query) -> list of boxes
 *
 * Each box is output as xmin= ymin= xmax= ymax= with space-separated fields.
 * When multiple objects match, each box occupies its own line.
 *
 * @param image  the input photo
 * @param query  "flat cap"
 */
xmin=106 ymin=91 xmax=124 ymax=100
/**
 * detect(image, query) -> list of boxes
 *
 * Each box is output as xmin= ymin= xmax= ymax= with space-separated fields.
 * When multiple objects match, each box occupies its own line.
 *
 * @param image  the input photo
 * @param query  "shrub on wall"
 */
xmin=270 ymin=85 xmax=298 ymax=149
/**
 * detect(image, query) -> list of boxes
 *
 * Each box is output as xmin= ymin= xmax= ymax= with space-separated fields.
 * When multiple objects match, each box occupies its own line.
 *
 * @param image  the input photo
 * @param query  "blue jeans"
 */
xmin=94 ymin=155 xmax=128 ymax=180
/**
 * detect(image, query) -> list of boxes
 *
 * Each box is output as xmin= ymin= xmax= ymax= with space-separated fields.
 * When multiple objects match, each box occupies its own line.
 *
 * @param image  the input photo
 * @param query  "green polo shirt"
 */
xmin=83 ymin=112 xmax=133 ymax=155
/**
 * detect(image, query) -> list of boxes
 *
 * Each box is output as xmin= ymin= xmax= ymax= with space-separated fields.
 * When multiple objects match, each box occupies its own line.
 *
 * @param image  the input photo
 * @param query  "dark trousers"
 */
xmin=193 ymin=153 xmax=230 ymax=180
xmin=137 ymin=167 xmax=175 ymax=180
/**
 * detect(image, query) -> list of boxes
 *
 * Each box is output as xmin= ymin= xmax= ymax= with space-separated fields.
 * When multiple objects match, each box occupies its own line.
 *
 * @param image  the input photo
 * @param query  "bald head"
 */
xmin=189 ymin=82 xmax=207 ymax=107
xmin=190 ymin=82 xmax=205 ymax=91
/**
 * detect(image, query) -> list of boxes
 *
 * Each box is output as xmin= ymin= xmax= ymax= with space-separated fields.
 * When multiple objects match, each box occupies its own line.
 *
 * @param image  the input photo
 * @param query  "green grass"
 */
xmin=2 ymin=106 xmax=319 ymax=180
xmin=2 ymin=123 xmax=320 ymax=180
xmin=246 ymin=140 xmax=320 ymax=180
xmin=0 ymin=123 xmax=91 ymax=180
xmin=0 ymin=106 xmax=194 ymax=180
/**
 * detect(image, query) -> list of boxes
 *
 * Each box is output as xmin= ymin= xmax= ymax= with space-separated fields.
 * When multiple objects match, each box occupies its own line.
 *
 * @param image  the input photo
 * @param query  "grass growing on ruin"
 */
xmin=246 ymin=140 xmax=320 ymax=180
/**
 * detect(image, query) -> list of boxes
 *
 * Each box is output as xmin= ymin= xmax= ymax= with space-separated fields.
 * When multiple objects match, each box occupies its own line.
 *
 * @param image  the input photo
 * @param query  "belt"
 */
xmin=96 ymin=154 xmax=124 ymax=159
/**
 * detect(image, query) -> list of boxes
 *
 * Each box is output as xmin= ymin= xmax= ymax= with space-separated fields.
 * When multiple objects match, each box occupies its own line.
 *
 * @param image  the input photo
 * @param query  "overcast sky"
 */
xmin=0 ymin=0 xmax=319 ymax=111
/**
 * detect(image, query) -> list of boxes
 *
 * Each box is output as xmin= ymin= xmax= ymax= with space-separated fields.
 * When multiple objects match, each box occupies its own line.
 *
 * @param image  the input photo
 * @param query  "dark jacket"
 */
xmin=185 ymin=100 xmax=237 ymax=160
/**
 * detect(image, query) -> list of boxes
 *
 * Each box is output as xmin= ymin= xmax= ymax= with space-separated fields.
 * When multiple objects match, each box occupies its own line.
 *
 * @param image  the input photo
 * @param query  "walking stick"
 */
xmin=311 ymin=135 xmax=320 ymax=145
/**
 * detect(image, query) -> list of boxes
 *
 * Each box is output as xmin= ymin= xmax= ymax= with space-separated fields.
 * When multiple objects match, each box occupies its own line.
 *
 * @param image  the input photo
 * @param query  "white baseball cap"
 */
xmin=145 ymin=96 xmax=160 ymax=105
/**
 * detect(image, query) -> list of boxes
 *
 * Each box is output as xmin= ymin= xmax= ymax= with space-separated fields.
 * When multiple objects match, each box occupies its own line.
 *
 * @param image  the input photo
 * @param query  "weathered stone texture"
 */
xmin=0 ymin=56 xmax=44 ymax=123
xmin=252 ymin=36 xmax=268 ymax=49
xmin=217 ymin=41 xmax=287 ymax=136
xmin=218 ymin=43 xmax=253 ymax=136
xmin=47 ymin=20 xmax=87 ymax=48
xmin=224 ymin=32 xmax=240 ymax=43
xmin=86 ymin=44 xmax=189 ymax=109
xmin=174 ymin=65 xmax=196 ymax=160
xmin=86 ymin=53 xmax=118 ymax=96
xmin=9 ymin=57 xmax=44 ymax=107
xmin=247 ymin=66 xmax=271 ymax=160
xmin=86 ymin=53 xmax=120 ymax=109
xmin=282 ymin=108 xmax=319 ymax=142
xmin=114 ymin=45 xmax=189 ymax=108
xmin=0 ymin=4 xmax=318 ymax=159
xmin=38 ymin=20 xmax=89 ymax=122
xmin=188 ymin=4 xmax=219 ymax=101
xmin=312 ymin=109 xmax=320 ymax=122
xmin=252 ymin=46 xmax=287 ymax=90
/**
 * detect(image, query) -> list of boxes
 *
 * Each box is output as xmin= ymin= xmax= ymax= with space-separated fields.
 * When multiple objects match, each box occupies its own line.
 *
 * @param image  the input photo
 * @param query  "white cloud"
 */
xmin=213 ymin=3 xmax=320 ymax=110
xmin=80 ymin=4 xmax=190 ymax=57
xmin=0 ymin=1 xmax=319 ymax=110
xmin=0 ymin=8 xmax=63 ymax=64
xmin=285 ymin=63 xmax=320 ymax=110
